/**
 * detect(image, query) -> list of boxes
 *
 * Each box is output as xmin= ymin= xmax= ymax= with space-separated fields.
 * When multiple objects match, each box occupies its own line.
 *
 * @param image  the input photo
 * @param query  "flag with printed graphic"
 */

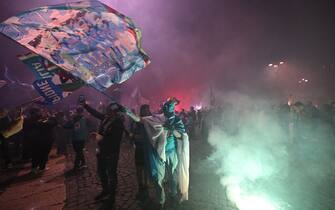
xmin=19 ymin=52 xmax=84 ymax=104
xmin=0 ymin=0 xmax=150 ymax=92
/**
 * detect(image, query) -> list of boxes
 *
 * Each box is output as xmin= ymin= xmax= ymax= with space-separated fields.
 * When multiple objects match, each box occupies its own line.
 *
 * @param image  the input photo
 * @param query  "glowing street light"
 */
xmin=266 ymin=61 xmax=284 ymax=70
xmin=298 ymin=78 xmax=309 ymax=84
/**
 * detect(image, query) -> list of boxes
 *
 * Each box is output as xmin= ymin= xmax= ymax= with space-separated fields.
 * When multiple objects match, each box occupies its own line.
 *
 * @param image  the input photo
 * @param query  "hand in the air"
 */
xmin=78 ymin=95 xmax=86 ymax=105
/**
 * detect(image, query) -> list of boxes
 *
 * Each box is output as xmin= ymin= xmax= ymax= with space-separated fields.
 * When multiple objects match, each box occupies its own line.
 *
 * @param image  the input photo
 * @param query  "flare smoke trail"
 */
xmin=3 ymin=65 xmax=33 ymax=89
xmin=207 ymin=92 xmax=335 ymax=210
xmin=4 ymin=65 xmax=15 ymax=84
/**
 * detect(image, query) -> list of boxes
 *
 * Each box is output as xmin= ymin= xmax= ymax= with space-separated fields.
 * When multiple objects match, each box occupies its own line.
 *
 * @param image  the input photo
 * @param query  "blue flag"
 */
xmin=0 ymin=0 xmax=150 ymax=92
xmin=33 ymin=78 xmax=64 ymax=105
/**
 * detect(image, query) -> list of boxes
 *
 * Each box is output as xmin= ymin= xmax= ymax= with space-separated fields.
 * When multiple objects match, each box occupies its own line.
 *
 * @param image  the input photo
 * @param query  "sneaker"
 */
xmin=79 ymin=164 xmax=88 ymax=169
xmin=94 ymin=191 xmax=110 ymax=200
xmin=30 ymin=168 xmax=38 ymax=175
xmin=7 ymin=163 xmax=13 ymax=169
xmin=107 ymin=197 xmax=116 ymax=208
xmin=40 ymin=167 xmax=49 ymax=171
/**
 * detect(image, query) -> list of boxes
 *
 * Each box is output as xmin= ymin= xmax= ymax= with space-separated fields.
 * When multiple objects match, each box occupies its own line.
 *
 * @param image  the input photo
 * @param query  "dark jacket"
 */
xmin=64 ymin=115 xmax=88 ymax=141
xmin=23 ymin=117 xmax=57 ymax=146
xmin=84 ymin=104 xmax=124 ymax=155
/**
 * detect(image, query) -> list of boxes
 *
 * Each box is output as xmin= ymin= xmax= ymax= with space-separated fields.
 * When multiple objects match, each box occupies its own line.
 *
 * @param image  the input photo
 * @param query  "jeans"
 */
xmin=31 ymin=140 xmax=52 ymax=170
xmin=97 ymin=152 xmax=119 ymax=202
xmin=72 ymin=140 xmax=86 ymax=168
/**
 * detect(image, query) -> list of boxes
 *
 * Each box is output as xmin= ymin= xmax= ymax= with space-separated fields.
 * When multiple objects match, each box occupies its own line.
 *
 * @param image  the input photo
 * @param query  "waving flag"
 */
xmin=0 ymin=0 xmax=150 ymax=93
xmin=19 ymin=52 xmax=85 ymax=104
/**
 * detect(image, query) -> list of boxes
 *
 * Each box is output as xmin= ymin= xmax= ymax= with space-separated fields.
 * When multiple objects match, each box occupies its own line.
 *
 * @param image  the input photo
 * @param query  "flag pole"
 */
xmin=17 ymin=96 xmax=43 ymax=108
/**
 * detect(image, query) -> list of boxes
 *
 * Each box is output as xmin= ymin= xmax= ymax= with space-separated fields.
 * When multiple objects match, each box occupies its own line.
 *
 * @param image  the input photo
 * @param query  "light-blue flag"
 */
xmin=0 ymin=0 xmax=150 ymax=91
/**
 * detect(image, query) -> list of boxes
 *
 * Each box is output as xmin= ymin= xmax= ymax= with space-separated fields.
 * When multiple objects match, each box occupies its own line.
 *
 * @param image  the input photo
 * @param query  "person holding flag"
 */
xmin=78 ymin=95 xmax=125 ymax=207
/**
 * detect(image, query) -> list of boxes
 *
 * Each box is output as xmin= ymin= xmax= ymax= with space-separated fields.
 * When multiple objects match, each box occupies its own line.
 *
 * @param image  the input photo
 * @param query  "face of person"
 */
xmin=163 ymin=102 xmax=176 ymax=117
xmin=106 ymin=103 xmax=119 ymax=117
xmin=142 ymin=107 xmax=151 ymax=116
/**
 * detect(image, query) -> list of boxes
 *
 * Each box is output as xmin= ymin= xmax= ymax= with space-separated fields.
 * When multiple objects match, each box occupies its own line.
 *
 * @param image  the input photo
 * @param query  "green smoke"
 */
xmin=207 ymin=93 xmax=335 ymax=210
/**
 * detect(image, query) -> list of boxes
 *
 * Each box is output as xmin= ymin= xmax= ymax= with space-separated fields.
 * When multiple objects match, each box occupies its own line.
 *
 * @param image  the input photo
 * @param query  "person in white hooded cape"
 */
xmin=125 ymin=98 xmax=190 ymax=205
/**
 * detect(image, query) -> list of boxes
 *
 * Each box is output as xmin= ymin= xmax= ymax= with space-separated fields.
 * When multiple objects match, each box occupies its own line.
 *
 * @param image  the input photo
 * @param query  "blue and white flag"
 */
xmin=33 ymin=78 xmax=64 ymax=105
xmin=0 ymin=0 xmax=150 ymax=91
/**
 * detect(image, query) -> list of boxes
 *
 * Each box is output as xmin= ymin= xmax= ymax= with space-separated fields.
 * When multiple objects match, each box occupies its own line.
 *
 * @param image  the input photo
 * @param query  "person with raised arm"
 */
xmin=78 ymin=95 xmax=125 ymax=208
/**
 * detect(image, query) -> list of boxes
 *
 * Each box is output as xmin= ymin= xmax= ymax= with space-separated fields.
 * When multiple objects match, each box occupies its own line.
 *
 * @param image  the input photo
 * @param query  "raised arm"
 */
xmin=77 ymin=95 xmax=104 ymax=120
xmin=123 ymin=108 xmax=141 ymax=122
xmin=83 ymin=104 xmax=105 ymax=120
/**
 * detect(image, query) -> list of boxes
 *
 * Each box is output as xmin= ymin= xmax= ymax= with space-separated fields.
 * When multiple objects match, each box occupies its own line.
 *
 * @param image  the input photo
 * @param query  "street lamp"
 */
xmin=298 ymin=78 xmax=309 ymax=84
xmin=266 ymin=61 xmax=285 ymax=70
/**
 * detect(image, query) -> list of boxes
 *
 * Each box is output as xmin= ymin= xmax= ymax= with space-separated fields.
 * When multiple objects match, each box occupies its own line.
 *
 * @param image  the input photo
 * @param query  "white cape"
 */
xmin=142 ymin=114 xmax=190 ymax=201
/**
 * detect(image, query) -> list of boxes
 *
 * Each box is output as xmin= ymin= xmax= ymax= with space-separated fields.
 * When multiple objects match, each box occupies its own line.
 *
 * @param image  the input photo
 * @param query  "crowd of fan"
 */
xmin=1 ymin=101 xmax=335 ymax=170
xmin=1 ymin=99 xmax=335 ymax=209
xmin=0 ymin=106 xmax=98 ymax=171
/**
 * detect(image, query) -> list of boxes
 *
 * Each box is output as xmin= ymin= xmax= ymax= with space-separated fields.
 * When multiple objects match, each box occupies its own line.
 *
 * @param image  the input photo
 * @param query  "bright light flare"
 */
xmin=268 ymin=64 xmax=273 ymax=67
xmin=225 ymin=183 xmax=277 ymax=210
xmin=194 ymin=104 xmax=202 ymax=110
xmin=238 ymin=195 xmax=277 ymax=210
xmin=279 ymin=61 xmax=284 ymax=65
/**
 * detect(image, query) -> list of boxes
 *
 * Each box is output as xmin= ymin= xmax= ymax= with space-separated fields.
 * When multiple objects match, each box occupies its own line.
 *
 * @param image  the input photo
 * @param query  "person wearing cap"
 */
xmin=79 ymin=97 xmax=125 ymax=207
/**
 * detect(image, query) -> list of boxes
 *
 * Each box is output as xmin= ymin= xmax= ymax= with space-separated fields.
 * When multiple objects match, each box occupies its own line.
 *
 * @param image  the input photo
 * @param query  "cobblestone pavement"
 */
xmin=63 ymin=138 xmax=236 ymax=210
xmin=0 ymin=149 xmax=66 ymax=210
xmin=0 ymin=138 xmax=236 ymax=210
xmin=63 ymin=139 xmax=141 ymax=210
xmin=2 ymin=135 xmax=335 ymax=210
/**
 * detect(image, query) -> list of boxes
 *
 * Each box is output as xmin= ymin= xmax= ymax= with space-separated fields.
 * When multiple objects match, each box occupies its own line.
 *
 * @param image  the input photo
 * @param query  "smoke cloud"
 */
xmin=1 ymin=0 xmax=334 ymax=107
xmin=206 ymin=92 xmax=335 ymax=210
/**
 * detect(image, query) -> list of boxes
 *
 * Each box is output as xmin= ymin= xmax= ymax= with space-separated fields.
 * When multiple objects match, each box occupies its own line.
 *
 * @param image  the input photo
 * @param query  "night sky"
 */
xmin=0 ymin=0 xmax=334 ymax=107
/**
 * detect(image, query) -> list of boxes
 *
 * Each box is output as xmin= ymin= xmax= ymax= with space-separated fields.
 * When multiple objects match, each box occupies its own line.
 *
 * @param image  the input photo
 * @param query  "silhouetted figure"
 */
xmin=80 ymin=99 xmax=125 ymax=207
xmin=65 ymin=107 xmax=89 ymax=170
xmin=24 ymin=108 xmax=56 ymax=174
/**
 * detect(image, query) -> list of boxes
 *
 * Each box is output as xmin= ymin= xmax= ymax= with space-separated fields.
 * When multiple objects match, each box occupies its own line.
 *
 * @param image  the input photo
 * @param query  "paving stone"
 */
xmin=0 ymin=149 xmax=66 ymax=210
xmin=1 ymin=136 xmax=238 ymax=210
